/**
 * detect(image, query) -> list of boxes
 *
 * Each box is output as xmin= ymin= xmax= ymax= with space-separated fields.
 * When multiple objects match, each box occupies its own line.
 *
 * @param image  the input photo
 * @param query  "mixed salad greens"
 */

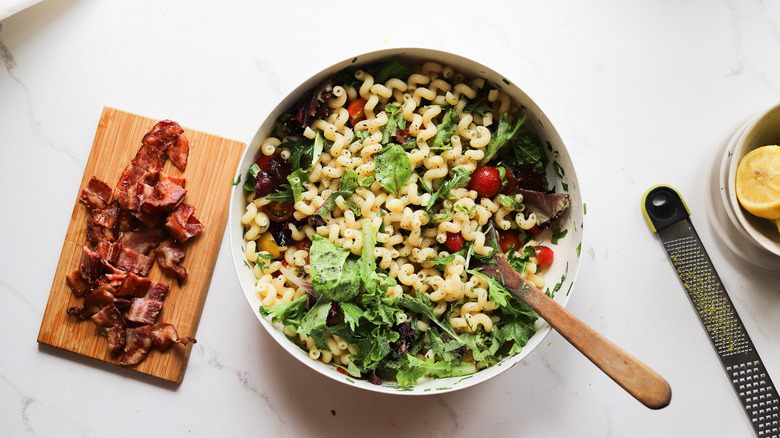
xmin=242 ymin=58 xmax=571 ymax=388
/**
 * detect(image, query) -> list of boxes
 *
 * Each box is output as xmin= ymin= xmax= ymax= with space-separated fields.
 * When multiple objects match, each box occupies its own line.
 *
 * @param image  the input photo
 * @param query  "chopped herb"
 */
xmin=231 ymin=175 xmax=241 ymax=186
xmin=426 ymin=165 xmax=472 ymax=210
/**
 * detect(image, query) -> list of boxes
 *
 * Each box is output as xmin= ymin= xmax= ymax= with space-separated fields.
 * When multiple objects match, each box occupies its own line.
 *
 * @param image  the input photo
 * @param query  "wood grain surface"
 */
xmin=37 ymin=107 xmax=245 ymax=383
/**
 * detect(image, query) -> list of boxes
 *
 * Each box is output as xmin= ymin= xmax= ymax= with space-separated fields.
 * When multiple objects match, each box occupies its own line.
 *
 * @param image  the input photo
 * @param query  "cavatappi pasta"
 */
xmin=241 ymin=58 xmax=568 ymax=387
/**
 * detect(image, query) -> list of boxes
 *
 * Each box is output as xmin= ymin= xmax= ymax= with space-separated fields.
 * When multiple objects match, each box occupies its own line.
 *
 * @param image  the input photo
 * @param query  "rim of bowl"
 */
xmin=228 ymin=48 xmax=585 ymax=394
xmin=727 ymin=102 xmax=780 ymax=257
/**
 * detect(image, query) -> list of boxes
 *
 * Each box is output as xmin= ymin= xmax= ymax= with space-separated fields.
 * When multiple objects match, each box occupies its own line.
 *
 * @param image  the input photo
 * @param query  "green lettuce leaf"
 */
xmin=309 ymin=235 xmax=361 ymax=301
xmin=430 ymin=109 xmax=459 ymax=150
xmin=480 ymin=114 xmax=526 ymax=165
xmin=374 ymin=144 xmax=412 ymax=197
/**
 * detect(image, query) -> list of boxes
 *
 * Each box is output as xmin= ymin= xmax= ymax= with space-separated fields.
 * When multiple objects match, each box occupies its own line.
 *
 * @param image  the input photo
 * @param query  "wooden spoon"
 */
xmin=477 ymin=239 xmax=672 ymax=409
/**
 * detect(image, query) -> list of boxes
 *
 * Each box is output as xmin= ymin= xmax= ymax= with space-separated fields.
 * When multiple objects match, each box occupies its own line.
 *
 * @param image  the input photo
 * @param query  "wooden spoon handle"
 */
xmin=482 ymin=256 xmax=671 ymax=409
xmin=522 ymin=286 xmax=672 ymax=409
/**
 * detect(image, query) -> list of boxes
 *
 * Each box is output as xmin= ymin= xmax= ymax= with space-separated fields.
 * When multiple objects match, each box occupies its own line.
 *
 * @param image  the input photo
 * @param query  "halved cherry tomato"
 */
xmin=534 ymin=246 xmax=554 ymax=269
xmin=498 ymin=230 xmax=520 ymax=253
xmin=258 ymin=232 xmax=281 ymax=259
xmin=468 ymin=166 xmax=502 ymax=198
xmin=444 ymin=232 xmax=465 ymax=252
xmin=348 ymin=98 xmax=368 ymax=126
xmin=263 ymin=201 xmax=293 ymax=222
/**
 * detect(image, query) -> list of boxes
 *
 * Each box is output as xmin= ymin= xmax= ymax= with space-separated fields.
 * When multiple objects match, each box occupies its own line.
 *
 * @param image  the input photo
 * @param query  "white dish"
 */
xmin=228 ymin=48 xmax=585 ymax=394
xmin=706 ymin=114 xmax=780 ymax=273
xmin=727 ymin=103 xmax=780 ymax=257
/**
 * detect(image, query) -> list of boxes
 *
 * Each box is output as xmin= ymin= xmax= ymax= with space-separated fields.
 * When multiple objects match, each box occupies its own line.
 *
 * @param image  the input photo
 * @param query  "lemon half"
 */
xmin=735 ymin=145 xmax=780 ymax=219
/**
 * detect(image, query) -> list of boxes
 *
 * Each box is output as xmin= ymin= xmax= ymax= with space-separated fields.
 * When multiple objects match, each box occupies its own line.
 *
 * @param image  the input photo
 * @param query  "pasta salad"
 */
xmin=239 ymin=58 xmax=570 ymax=387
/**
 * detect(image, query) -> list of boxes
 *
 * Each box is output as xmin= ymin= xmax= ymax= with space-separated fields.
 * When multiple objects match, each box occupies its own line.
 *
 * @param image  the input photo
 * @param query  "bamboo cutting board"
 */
xmin=38 ymin=107 xmax=246 ymax=383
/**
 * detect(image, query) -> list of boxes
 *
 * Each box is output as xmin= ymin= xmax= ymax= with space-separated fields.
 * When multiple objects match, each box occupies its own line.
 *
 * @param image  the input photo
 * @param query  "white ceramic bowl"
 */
xmin=229 ymin=48 xmax=585 ymax=394
xmin=727 ymin=102 xmax=780 ymax=257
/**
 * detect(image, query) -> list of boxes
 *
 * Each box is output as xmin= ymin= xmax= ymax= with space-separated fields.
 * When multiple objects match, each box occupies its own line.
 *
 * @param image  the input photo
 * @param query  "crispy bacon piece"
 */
xmin=165 ymin=203 xmax=203 ymax=242
xmin=90 ymin=303 xmax=125 ymax=329
xmin=66 ymin=269 xmax=90 ymax=297
xmin=119 ymin=325 xmax=153 ymax=366
xmin=114 ymin=247 xmax=154 ymax=277
xmin=160 ymin=171 xmax=185 ymax=188
xmin=92 ymin=203 xmax=120 ymax=230
xmin=166 ymin=133 xmax=189 ymax=171
xmin=86 ymin=216 xmax=119 ymax=246
xmin=142 ymin=120 xmax=184 ymax=149
xmin=67 ymin=289 xmax=130 ymax=319
xmin=78 ymin=247 xmax=105 ymax=286
xmin=106 ymin=325 xmax=126 ymax=355
xmin=153 ymin=238 xmax=187 ymax=282
xmin=125 ymin=297 xmax=163 ymax=325
xmin=150 ymin=322 xmax=196 ymax=350
xmin=116 ymin=273 xmax=169 ymax=300
xmin=116 ymin=226 xmax=166 ymax=255
xmin=80 ymin=177 xmax=113 ymax=211
xmin=95 ymin=240 xmax=119 ymax=264
xmin=139 ymin=176 xmax=187 ymax=214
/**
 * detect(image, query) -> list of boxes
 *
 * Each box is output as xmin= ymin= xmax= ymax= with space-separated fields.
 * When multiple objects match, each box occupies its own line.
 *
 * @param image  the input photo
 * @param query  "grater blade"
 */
xmin=643 ymin=185 xmax=780 ymax=438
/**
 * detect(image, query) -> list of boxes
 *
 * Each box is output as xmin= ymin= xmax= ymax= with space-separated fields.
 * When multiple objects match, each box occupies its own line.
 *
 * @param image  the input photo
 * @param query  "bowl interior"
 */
xmin=727 ymin=102 xmax=780 ymax=257
xmin=228 ymin=48 xmax=585 ymax=394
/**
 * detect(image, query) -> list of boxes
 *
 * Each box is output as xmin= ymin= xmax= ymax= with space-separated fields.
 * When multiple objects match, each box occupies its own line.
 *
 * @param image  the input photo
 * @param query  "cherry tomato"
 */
xmin=534 ymin=246 xmax=554 ymax=269
xmin=258 ymin=232 xmax=281 ymax=259
xmin=468 ymin=166 xmax=502 ymax=198
xmin=498 ymin=230 xmax=520 ymax=253
xmin=444 ymin=232 xmax=465 ymax=252
xmin=526 ymin=224 xmax=544 ymax=236
xmin=263 ymin=201 xmax=294 ymax=222
xmin=253 ymin=152 xmax=291 ymax=197
xmin=348 ymin=98 xmax=367 ymax=126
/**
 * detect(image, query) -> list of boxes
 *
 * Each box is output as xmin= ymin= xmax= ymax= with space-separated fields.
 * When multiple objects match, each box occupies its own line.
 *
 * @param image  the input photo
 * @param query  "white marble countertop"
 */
xmin=2 ymin=1 xmax=780 ymax=436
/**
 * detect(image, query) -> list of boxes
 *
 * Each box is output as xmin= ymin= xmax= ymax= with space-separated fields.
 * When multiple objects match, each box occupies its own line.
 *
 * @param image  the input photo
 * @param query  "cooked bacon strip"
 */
xmin=116 ymin=273 xmax=169 ymax=300
xmin=86 ymin=216 xmax=119 ymax=246
xmin=142 ymin=120 xmax=184 ymax=150
xmin=92 ymin=203 xmax=120 ymax=230
xmin=67 ymin=289 xmax=130 ymax=319
xmin=106 ymin=325 xmax=126 ymax=355
xmin=125 ymin=297 xmax=163 ymax=325
xmin=115 ymin=144 xmax=164 ymax=211
xmin=95 ymin=240 xmax=119 ymax=264
xmin=119 ymin=325 xmax=153 ymax=366
xmin=160 ymin=171 xmax=185 ymax=188
xmin=78 ymin=247 xmax=105 ymax=286
xmin=116 ymin=226 xmax=166 ymax=255
xmin=79 ymin=177 xmax=113 ymax=211
xmin=153 ymin=238 xmax=187 ymax=282
xmin=145 ymin=282 xmax=169 ymax=301
xmin=139 ymin=176 xmax=187 ymax=214
xmin=66 ymin=269 xmax=90 ymax=297
xmin=115 ymin=273 xmax=152 ymax=297
xmin=114 ymin=247 xmax=154 ymax=277
xmin=90 ymin=303 xmax=125 ymax=329
xmin=166 ymin=133 xmax=189 ymax=171
xmin=165 ymin=203 xmax=204 ymax=242
xmin=150 ymin=322 xmax=196 ymax=350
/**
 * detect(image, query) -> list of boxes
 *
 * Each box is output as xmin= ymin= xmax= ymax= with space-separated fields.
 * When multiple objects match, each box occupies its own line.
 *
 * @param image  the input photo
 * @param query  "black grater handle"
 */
xmin=642 ymin=185 xmax=691 ymax=233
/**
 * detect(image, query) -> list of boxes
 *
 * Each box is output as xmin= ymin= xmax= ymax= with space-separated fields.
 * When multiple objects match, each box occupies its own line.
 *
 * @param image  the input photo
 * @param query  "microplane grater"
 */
xmin=642 ymin=185 xmax=780 ymax=438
